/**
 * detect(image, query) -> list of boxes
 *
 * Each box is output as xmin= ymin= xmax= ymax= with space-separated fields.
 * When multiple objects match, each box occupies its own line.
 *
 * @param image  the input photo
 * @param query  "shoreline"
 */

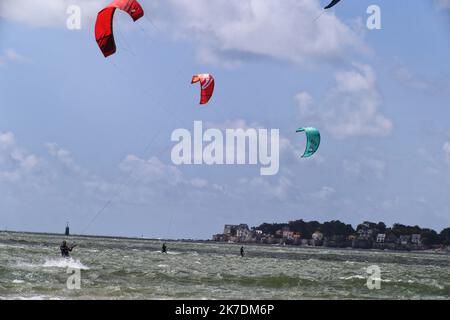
xmin=0 ymin=229 xmax=198 ymax=243
xmin=0 ymin=230 xmax=447 ymax=255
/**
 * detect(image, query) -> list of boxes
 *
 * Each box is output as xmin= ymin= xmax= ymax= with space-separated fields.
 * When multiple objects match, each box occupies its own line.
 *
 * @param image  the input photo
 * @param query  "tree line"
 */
xmin=253 ymin=220 xmax=450 ymax=246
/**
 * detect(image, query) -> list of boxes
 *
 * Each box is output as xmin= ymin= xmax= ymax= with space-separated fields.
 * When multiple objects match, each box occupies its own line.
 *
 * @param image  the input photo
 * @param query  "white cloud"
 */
xmin=163 ymin=0 xmax=366 ymax=66
xmin=120 ymin=155 xmax=183 ymax=185
xmin=190 ymin=178 xmax=208 ymax=188
xmin=342 ymin=159 xmax=361 ymax=177
xmin=443 ymin=142 xmax=450 ymax=164
xmin=0 ymin=131 xmax=15 ymax=148
xmin=342 ymin=158 xmax=387 ymax=181
xmin=394 ymin=65 xmax=431 ymax=91
xmin=11 ymin=149 xmax=39 ymax=171
xmin=1 ymin=0 xmax=367 ymax=69
xmin=308 ymin=186 xmax=335 ymax=200
xmin=80 ymin=153 xmax=226 ymax=205
xmin=45 ymin=142 xmax=84 ymax=174
xmin=334 ymin=64 xmax=376 ymax=92
xmin=326 ymin=64 xmax=392 ymax=138
xmin=393 ymin=64 xmax=450 ymax=96
xmin=435 ymin=0 xmax=450 ymax=10
xmin=205 ymin=119 xmax=259 ymax=131
xmin=4 ymin=49 xmax=27 ymax=62
xmin=366 ymin=159 xmax=387 ymax=180
xmin=0 ymin=131 xmax=40 ymax=183
xmin=4 ymin=130 xmax=450 ymax=235
xmin=0 ymin=133 xmax=228 ymax=208
xmin=0 ymin=0 xmax=105 ymax=27
xmin=0 ymin=49 xmax=30 ymax=67
xmin=205 ymin=118 xmax=297 ymax=164
xmin=295 ymin=92 xmax=316 ymax=119
xmin=295 ymin=63 xmax=393 ymax=139
xmin=244 ymin=175 xmax=295 ymax=201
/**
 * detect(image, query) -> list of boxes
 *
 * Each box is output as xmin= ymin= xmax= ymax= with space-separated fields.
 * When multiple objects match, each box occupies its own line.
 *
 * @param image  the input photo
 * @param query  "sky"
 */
xmin=1 ymin=0 xmax=450 ymax=239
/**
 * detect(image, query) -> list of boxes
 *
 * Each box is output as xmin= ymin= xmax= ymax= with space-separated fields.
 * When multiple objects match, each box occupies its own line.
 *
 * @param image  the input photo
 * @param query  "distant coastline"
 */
xmin=212 ymin=220 xmax=450 ymax=252
xmin=0 ymin=230 xmax=195 ymax=243
xmin=0 ymin=229 xmax=448 ymax=255
xmin=2 ymin=219 xmax=450 ymax=255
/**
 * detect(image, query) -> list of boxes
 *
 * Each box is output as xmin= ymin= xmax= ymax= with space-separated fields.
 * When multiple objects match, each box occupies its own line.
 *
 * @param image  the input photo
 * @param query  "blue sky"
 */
xmin=1 ymin=0 xmax=450 ymax=239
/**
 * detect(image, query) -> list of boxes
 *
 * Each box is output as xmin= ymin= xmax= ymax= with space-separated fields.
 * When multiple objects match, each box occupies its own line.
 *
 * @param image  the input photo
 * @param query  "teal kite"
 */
xmin=296 ymin=127 xmax=321 ymax=158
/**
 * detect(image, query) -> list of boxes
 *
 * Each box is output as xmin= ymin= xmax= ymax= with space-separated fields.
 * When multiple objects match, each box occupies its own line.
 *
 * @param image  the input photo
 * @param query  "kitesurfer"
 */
xmin=240 ymin=246 xmax=245 ymax=257
xmin=60 ymin=240 xmax=76 ymax=258
xmin=162 ymin=243 xmax=167 ymax=254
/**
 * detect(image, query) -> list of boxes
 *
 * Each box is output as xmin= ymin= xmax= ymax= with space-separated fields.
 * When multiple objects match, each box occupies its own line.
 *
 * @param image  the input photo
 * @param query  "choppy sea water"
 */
xmin=0 ymin=232 xmax=449 ymax=300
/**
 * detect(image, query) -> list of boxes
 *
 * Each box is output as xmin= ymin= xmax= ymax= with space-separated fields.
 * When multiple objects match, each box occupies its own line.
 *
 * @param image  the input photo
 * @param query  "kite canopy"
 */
xmin=95 ymin=0 xmax=144 ymax=58
xmin=296 ymin=127 xmax=321 ymax=158
xmin=191 ymin=74 xmax=215 ymax=105
xmin=324 ymin=0 xmax=342 ymax=9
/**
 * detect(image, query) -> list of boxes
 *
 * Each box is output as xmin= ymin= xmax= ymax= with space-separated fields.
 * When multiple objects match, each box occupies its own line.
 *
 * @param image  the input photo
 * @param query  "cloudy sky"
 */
xmin=1 ymin=0 xmax=450 ymax=239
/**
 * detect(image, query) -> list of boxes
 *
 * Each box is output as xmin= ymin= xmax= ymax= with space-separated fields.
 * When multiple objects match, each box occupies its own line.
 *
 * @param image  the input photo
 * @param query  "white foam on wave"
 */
xmin=339 ymin=275 xmax=366 ymax=280
xmin=369 ymin=278 xmax=418 ymax=286
xmin=12 ymin=279 xmax=25 ymax=284
xmin=5 ymin=295 xmax=62 ymax=300
xmin=42 ymin=258 xmax=90 ymax=270
xmin=154 ymin=250 xmax=182 ymax=255
xmin=339 ymin=275 xmax=418 ymax=285
xmin=0 ymin=243 xmax=26 ymax=249
xmin=16 ymin=258 xmax=89 ymax=270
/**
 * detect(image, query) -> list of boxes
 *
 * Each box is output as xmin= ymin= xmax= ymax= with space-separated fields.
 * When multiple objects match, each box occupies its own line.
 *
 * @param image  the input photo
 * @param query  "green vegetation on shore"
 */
xmin=213 ymin=220 xmax=450 ymax=250
xmin=254 ymin=220 xmax=450 ymax=246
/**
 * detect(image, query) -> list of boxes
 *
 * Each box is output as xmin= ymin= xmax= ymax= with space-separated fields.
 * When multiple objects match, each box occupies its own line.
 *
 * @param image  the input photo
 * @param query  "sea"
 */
xmin=0 ymin=232 xmax=449 ymax=300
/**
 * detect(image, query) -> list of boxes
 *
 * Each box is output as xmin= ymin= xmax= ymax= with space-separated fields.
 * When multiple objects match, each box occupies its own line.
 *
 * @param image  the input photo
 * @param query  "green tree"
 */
xmin=392 ymin=223 xmax=422 ymax=236
xmin=420 ymin=229 xmax=441 ymax=246
xmin=440 ymin=228 xmax=450 ymax=245
xmin=376 ymin=222 xmax=386 ymax=234
xmin=255 ymin=223 xmax=287 ymax=235
xmin=321 ymin=220 xmax=354 ymax=238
